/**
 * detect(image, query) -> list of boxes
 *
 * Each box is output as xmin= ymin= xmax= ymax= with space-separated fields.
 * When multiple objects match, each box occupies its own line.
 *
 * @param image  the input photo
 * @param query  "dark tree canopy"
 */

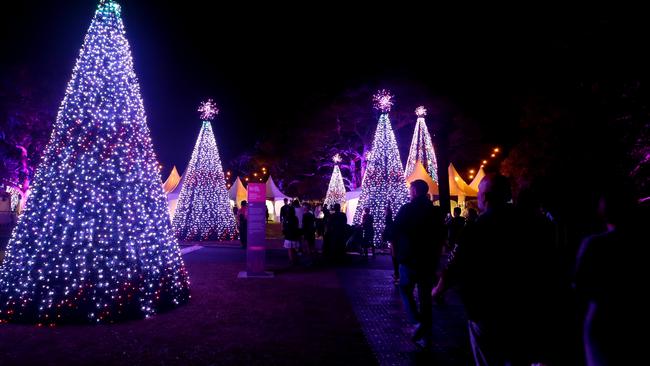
xmin=0 ymin=67 xmax=57 ymax=193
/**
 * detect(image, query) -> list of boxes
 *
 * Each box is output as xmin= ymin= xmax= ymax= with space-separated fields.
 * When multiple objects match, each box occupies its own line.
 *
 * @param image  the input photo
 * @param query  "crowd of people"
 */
xmin=231 ymin=175 xmax=645 ymax=365
xmin=393 ymin=175 xmax=645 ymax=365
xmin=269 ymin=198 xmax=362 ymax=265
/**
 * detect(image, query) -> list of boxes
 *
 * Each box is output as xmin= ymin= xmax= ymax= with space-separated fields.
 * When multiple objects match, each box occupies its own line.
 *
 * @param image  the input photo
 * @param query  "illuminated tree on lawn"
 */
xmin=404 ymin=106 xmax=438 ymax=182
xmin=171 ymin=99 xmax=238 ymax=241
xmin=324 ymin=153 xmax=347 ymax=208
xmin=0 ymin=0 xmax=189 ymax=324
xmin=353 ymin=90 xmax=409 ymax=245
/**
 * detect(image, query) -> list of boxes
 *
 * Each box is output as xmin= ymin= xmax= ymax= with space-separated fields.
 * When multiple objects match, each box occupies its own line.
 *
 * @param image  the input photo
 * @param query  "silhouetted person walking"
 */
xmin=393 ymin=179 xmax=445 ymax=348
xmin=302 ymin=203 xmax=316 ymax=257
xmin=447 ymin=206 xmax=466 ymax=252
xmin=574 ymin=187 xmax=645 ymax=366
xmin=238 ymin=201 xmax=248 ymax=248
xmin=280 ymin=198 xmax=291 ymax=224
xmin=466 ymin=207 xmax=478 ymax=225
xmin=361 ymin=207 xmax=375 ymax=258
xmin=384 ymin=204 xmax=399 ymax=284
xmin=325 ymin=203 xmax=347 ymax=262
xmin=433 ymin=174 xmax=559 ymax=365
xmin=283 ymin=207 xmax=300 ymax=265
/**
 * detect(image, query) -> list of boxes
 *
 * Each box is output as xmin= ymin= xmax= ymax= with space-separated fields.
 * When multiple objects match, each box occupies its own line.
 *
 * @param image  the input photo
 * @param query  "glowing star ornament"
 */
xmin=171 ymin=101 xmax=238 ymax=241
xmin=373 ymin=89 xmax=394 ymax=113
xmin=354 ymin=93 xmax=409 ymax=245
xmin=332 ymin=153 xmax=342 ymax=164
xmin=0 ymin=0 xmax=189 ymax=324
xmin=404 ymin=106 xmax=439 ymax=181
xmin=198 ymin=99 xmax=219 ymax=121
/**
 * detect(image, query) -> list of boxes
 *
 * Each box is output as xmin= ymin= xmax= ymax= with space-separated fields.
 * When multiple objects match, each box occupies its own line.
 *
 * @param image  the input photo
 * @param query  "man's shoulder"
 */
xmin=580 ymin=231 xmax=613 ymax=253
xmin=396 ymin=202 xmax=414 ymax=215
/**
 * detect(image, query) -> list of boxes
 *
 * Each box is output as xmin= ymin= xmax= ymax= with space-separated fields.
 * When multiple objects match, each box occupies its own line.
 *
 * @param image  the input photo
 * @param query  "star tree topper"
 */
xmin=198 ymin=99 xmax=219 ymax=121
xmin=373 ymin=89 xmax=394 ymax=113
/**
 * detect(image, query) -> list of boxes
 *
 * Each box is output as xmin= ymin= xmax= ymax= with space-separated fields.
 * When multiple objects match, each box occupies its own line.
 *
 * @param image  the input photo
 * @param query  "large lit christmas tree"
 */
xmin=171 ymin=99 xmax=238 ymax=241
xmin=0 ymin=0 xmax=189 ymax=324
xmin=404 ymin=106 xmax=438 ymax=182
xmin=324 ymin=154 xmax=347 ymax=208
xmin=353 ymin=90 xmax=409 ymax=245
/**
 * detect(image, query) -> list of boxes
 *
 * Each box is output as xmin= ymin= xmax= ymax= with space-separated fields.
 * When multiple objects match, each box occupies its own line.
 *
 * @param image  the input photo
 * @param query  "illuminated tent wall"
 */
xmin=405 ymin=162 xmax=439 ymax=197
xmin=469 ymin=166 xmax=486 ymax=192
xmin=162 ymin=166 xmax=181 ymax=194
xmin=448 ymin=163 xmax=478 ymax=210
xmin=166 ymin=173 xmax=184 ymax=220
xmin=162 ymin=166 xmax=182 ymax=219
xmin=228 ymin=177 xmax=247 ymax=208
xmin=265 ymin=175 xmax=289 ymax=222
xmin=344 ymin=188 xmax=362 ymax=225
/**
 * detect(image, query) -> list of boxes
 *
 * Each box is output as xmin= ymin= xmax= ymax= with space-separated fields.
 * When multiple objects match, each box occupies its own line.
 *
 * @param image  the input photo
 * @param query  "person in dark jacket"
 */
xmin=361 ymin=207 xmax=375 ymax=258
xmin=325 ymin=203 xmax=347 ymax=261
xmin=302 ymin=203 xmax=316 ymax=257
xmin=279 ymin=198 xmax=291 ymax=224
xmin=447 ymin=206 xmax=466 ymax=252
xmin=433 ymin=174 xmax=559 ymax=365
xmin=238 ymin=201 xmax=248 ymax=248
xmin=283 ymin=208 xmax=301 ymax=265
xmin=393 ymin=179 xmax=446 ymax=348
xmin=574 ymin=187 xmax=645 ymax=366
xmin=384 ymin=204 xmax=398 ymax=284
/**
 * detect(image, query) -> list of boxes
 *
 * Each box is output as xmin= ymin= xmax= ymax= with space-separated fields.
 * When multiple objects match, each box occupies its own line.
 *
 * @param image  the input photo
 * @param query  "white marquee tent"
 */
xmin=265 ymin=175 xmax=290 ymax=222
xmin=228 ymin=177 xmax=247 ymax=208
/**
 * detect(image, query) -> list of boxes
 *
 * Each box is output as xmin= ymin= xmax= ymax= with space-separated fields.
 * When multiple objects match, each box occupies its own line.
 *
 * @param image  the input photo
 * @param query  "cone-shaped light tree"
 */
xmin=0 ymin=0 xmax=190 ymax=324
xmin=404 ymin=106 xmax=438 ymax=182
xmin=171 ymin=99 xmax=238 ymax=241
xmin=353 ymin=90 xmax=409 ymax=245
xmin=324 ymin=153 xmax=347 ymax=208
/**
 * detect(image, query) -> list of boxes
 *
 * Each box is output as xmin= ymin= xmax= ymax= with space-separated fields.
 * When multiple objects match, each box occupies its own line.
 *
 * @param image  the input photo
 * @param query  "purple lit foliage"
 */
xmin=172 ymin=101 xmax=238 ymax=241
xmin=0 ymin=0 xmax=190 ymax=324
xmin=353 ymin=90 xmax=409 ymax=245
xmin=404 ymin=105 xmax=438 ymax=181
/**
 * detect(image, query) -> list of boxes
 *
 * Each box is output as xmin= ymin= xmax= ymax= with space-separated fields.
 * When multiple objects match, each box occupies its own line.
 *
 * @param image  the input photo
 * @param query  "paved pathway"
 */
xmin=339 ymin=255 xmax=470 ymax=365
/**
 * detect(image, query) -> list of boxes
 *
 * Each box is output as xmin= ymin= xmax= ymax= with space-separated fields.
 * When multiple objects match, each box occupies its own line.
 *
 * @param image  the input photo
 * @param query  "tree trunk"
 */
xmin=16 ymin=145 xmax=30 ymax=193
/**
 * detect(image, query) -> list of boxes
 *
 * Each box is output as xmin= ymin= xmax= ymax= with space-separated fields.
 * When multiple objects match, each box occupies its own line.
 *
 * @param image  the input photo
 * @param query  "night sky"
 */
xmin=2 ymin=2 xmax=647 ymax=174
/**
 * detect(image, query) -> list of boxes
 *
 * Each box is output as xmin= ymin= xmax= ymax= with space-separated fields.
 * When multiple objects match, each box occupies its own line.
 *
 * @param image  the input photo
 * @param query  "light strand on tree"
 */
xmin=404 ymin=105 xmax=439 ymax=181
xmin=171 ymin=101 xmax=238 ymax=242
xmin=353 ymin=91 xmax=409 ymax=245
xmin=0 ymin=0 xmax=190 ymax=324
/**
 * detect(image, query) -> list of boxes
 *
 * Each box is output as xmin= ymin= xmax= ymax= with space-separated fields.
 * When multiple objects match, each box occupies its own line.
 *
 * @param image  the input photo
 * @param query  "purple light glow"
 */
xmin=373 ymin=89 xmax=394 ymax=113
xmin=198 ymin=99 xmax=219 ymax=121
